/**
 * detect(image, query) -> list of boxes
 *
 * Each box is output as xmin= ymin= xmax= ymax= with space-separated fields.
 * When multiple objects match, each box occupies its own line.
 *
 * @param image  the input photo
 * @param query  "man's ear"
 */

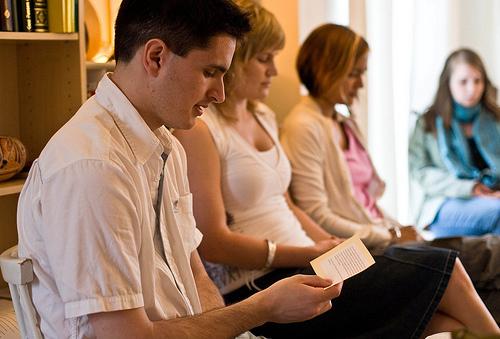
xmin=142 ymin=39 xmax=169 ymax=76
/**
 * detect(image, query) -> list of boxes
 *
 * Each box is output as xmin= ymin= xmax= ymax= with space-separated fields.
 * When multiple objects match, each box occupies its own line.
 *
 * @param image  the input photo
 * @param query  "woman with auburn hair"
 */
xmin=282 ymin=23 xmax=419 ymax=249
xmin=175 ymin=4 xmax=499 ymax=336
xmin=409 ymin=48 xmax=500 ymax=237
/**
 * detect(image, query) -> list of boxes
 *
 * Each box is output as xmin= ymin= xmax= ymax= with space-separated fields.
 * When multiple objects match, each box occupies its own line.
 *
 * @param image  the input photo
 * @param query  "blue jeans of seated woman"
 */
xmin=429 ymin=197 xmax=500 ymax=237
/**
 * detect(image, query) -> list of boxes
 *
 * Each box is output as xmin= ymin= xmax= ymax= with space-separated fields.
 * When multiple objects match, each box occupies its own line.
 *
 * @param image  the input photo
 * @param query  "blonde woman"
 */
xmin=175 ymin=8 xmax=499 ymax=339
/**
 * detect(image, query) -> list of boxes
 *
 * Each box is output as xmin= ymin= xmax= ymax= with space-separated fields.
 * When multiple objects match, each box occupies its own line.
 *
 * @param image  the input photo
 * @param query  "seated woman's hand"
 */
xmin=390 ymin=226 xmax=422 ymax=244
xmin=310 ymin=238 xmax=343 ymax=258
xmin=401 ymin=226 xmax=424 ymax=242
xmin=330 ymin=235 xmax=345 ymax=243
xmin=472 ymin=182 xmax=498 ymax=197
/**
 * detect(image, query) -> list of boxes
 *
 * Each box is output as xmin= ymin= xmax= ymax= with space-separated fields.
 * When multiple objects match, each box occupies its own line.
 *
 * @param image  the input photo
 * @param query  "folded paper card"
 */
xmin=310 ymin=235 xmax=375 ymax=285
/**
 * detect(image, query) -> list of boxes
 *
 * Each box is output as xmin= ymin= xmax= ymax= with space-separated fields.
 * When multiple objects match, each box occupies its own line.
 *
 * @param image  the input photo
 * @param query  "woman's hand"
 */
xmin=472 ymin=183 xmax=500 ymax=198
xmin=390 ymin=226 xmax=423 ymax=244
xmin=310 ymin=237 xmax=343 ymax=259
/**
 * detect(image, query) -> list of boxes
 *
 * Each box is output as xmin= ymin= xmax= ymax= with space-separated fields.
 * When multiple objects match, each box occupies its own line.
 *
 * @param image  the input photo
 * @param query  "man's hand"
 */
xmin=89 ymin=275 xmax=343 ymax=338
xmin=252 ymin=274 xmax=342 ymax=324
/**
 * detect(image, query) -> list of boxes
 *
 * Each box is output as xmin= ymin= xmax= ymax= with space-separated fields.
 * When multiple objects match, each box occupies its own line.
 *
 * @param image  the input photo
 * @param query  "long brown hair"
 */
xmin=296 ymin=23 xmax=369 ymax=100
xmin=423 ymin=48 xmax=500 ymax=132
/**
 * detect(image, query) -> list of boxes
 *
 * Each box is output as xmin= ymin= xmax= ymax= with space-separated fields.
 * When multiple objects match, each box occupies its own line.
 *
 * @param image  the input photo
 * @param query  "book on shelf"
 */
xmin=48 ymin=0 xmax=76 ymax=33
xmin=1 ymin=0 xmax=76 ymax=33
xmin=74 ymin=0 xmax=77 ymax=31
xmin=0 ymin=0 xmax=14 ymax=31
xmin=11 ymin=0 xmax=18 ymax=31
xmin=18 ymin=0 xmax=34 ymax=32
xmin=33 ymin=0 xmax=48 ymax=32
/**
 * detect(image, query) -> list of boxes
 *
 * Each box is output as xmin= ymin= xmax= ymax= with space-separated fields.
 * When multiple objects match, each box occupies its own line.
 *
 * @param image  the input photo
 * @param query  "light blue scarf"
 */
xmin=436 ymin=104 xmax=500 ymax=189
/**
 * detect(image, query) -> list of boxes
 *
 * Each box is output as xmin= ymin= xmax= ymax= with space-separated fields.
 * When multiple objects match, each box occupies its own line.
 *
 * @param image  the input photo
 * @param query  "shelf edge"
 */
xmin=0 ymin=32 xmax=79 ymax=41
xmin=0 ymin=178 xmax=25 ymax=196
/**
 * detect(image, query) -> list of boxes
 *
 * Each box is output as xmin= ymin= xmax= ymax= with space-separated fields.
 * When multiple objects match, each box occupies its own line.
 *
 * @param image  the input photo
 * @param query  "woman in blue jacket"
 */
xmin=409 ymin=48 xmax=500 ymax=237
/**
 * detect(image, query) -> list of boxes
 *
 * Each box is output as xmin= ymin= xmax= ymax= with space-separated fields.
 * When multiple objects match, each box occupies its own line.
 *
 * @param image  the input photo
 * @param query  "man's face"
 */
xmin=152 ymin=35 xmax=236 ymax=130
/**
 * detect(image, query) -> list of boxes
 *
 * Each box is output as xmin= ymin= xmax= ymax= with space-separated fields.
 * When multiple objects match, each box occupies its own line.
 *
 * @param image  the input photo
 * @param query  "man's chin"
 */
xmin=177 ymin=120 xmax=196 ymax=130
xmin=167 ymin=118 xmax=196 ymax=131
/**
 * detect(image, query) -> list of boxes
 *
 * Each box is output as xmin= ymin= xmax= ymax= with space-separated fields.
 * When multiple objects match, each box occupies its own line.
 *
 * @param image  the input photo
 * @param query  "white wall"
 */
xmin=456 ymin=0 xmax=500 ymax=95
xmin=365 ymin=0 xmax=500 ymax=221
xmin=410 ymin=0 xmax=500 ymax=115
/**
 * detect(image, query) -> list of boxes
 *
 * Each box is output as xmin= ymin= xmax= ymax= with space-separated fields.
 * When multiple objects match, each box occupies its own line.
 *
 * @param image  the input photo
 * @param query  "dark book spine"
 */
xmin=0 ymin=0 xmax=14 ymax=31
xmin=11 ymin=0 xmax=19 ymax=31
xmin=74 ymin=0 xmax=77 ymax=31
xmin=18 ymin=0 xmax=34 ymax=32
xmin=33 ymin=0 xmax=47 ymax=32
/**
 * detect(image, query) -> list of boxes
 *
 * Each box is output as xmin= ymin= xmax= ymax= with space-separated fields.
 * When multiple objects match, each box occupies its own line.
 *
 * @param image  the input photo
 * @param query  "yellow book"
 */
xmin=48 ymin=0 xmax=74 ymax=32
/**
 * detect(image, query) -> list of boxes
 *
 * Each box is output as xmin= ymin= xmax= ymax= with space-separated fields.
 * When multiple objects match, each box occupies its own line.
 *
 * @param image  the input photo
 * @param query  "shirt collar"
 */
xmin=95 ymin=73 xmax=172 ymax=163
xmin=301 ymin=95 xmax=322 ymax=113
xmin=301 ymin=95 xmax=330 ymax=121
xmin=300 ymin=95 xmax=348 ymax=123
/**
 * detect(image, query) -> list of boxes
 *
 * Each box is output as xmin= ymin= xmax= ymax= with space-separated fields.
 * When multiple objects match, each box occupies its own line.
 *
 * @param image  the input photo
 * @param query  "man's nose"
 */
xmin=210 ymin=78 xmax=225 ymax=104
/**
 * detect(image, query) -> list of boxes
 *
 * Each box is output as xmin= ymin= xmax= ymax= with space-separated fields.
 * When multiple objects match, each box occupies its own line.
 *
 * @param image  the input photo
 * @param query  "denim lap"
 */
xmin=430 ymin=197 xmax=500 ymax=237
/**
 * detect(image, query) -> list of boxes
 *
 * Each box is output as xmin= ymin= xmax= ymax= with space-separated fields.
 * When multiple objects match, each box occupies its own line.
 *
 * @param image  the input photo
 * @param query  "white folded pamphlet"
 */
xmin=310 ymin=235 xmax=375 ymax=286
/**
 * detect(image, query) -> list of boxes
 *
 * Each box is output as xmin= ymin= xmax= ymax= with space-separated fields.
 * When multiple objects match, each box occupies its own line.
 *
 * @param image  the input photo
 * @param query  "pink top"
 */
xmin=342 ymin=123 xmax=383 ymax=219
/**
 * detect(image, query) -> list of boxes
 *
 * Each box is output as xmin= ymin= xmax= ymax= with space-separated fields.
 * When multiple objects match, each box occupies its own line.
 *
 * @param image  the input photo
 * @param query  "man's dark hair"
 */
xmin=114 ymin=0 xmax=251 ymax=62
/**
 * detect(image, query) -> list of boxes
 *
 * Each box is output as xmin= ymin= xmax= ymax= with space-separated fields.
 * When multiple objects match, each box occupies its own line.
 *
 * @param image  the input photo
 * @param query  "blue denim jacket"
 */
xmin=408 ymin=116 xmax=477 ymax=228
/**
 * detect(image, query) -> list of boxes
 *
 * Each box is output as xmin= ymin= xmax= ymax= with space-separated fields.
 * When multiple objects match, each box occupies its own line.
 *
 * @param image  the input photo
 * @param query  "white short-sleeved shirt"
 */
xmin=17 ymin=74 xmax=203 ymax=338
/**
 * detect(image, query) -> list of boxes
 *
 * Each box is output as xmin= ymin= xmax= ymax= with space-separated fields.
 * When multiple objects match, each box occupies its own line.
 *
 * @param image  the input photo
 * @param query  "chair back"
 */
xmin=0 ymin=245 xmax=43 ymax=339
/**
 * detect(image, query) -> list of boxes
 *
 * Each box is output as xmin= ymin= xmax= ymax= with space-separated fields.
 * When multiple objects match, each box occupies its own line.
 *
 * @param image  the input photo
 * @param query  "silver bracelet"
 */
xmin=391 ymin=226 xmax=402 ymax=239
xmin=264 ymin=239 xmax=277 ymax=269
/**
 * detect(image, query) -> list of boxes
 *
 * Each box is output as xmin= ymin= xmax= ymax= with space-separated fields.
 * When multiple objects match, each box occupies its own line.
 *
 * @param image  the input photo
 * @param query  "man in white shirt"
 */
xmin=17 ymin=0 xmax=342 ymax=337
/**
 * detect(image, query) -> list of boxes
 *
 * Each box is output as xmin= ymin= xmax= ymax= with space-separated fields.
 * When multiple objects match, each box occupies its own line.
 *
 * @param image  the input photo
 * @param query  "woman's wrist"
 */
xmin=388 ymin=226 xmax=401 ymax=242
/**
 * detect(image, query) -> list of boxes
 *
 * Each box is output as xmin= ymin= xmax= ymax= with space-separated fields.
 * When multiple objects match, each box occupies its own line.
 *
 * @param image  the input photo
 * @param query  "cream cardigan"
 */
xmin=281 ymin=96 xmax=392 ymax=249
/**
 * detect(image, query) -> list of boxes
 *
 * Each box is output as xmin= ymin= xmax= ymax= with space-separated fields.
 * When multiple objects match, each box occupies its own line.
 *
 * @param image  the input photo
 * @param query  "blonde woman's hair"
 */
xmin=296 ymin=23 xmax=368 ymax=101
xmin=216 ymin=0 xmax=285 ymax=121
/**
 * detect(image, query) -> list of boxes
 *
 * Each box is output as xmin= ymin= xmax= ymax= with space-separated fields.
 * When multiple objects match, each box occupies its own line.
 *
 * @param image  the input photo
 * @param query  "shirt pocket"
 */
xmin=173 ymin=193 xmax=203 ymax=253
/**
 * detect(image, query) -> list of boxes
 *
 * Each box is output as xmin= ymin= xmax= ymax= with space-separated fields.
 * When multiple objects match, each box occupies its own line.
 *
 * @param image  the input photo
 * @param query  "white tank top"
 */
xmin=201 ymin=104 xmax=313 ymax=294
